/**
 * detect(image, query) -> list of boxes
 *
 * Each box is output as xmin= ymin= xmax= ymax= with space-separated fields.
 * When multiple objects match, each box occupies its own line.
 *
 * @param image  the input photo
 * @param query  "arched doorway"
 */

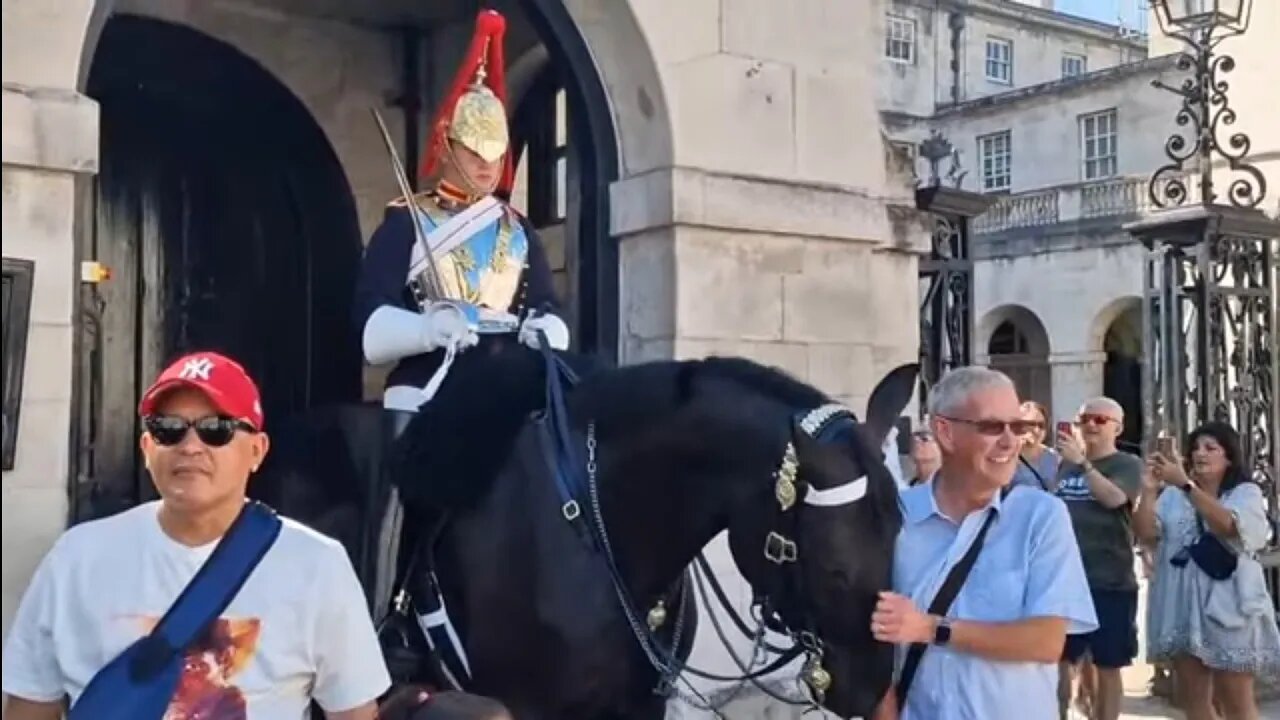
xmin=76 ymin=15 xmax=363 ymax=518
xmin=983 ymin=306 xmax=1052 ymax=418
xmin=1100 ymin=300 xmax=1144 ymax=451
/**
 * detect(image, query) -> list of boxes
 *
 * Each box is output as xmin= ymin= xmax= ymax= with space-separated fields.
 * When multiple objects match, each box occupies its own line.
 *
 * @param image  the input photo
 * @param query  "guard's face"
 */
xmin=443 ymin=139 xmax=502 ymax=194
xmin=140 ymin=388 xmax=268 ymax=514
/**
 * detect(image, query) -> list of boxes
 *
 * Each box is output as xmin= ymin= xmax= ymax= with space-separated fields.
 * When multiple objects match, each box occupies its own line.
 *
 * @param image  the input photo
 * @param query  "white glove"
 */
xmin=422 ymin=302 xmax=479 ymax=352
xmin=519 ymin=313 xmax=570 ymax=351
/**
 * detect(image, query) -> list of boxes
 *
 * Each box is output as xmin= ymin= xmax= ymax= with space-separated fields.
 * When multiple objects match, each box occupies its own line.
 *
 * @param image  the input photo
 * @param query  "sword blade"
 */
xmin=370 ymin=107 xmax=446 ymax=304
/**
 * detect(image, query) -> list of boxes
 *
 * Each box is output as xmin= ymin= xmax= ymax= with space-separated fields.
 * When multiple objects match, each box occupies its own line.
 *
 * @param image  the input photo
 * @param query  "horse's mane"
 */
xmin=394 ymin=348 xmax=830 ymax=513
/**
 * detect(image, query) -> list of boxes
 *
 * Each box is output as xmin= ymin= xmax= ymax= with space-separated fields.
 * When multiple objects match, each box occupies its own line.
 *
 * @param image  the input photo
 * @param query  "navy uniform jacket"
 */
xmin=353 ymin=196 xmax=559 ymax=391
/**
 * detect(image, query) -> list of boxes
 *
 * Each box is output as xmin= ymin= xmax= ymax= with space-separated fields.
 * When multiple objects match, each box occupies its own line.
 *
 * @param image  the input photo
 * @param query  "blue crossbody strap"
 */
xmin=127 ymin=501 xmax=282 ymax=682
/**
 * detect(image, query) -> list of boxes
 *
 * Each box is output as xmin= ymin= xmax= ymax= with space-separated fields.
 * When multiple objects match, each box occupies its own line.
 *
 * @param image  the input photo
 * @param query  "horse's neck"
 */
xmin=599 ymin=392 xmax=785 ymax=601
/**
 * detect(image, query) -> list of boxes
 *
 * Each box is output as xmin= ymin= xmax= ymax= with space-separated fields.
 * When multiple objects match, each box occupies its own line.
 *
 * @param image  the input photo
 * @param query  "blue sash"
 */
xmin=68 ymin=502 xmax=282 ymax=720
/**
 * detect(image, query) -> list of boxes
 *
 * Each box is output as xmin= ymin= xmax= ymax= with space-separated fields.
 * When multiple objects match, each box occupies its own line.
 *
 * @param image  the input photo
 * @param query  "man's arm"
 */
xmin=941 ymin=615 xmax=1067 ymax=664
xmin=2 ymin=695 xmax=64 ymax=720
xmin=873 ymin=594 xmax=1068 ymax=663
xmin=1080 ymin=463 xmax=1130 ymax=509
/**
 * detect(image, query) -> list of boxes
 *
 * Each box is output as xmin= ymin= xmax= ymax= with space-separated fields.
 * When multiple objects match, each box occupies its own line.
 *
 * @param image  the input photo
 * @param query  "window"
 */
xmin=985 ymin=38 xmax=1013 ymax=84
xmin=3 ymin=257 xmax=35 ymax=471
xmin=1062 ymin=53 xmax=1087 ymax=78
xmin=979 ymin=131 xmax=1012 ymax=192
xmin=1081 ymin=109 xmax=1118 ymax=180
xmin=885 ymin=15 xmax=917 ymax=64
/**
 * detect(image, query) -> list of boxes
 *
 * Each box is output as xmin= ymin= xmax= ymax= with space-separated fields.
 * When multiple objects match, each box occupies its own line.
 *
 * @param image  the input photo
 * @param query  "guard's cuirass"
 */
xmin=411 ymin=195 xmax=529 ymax=311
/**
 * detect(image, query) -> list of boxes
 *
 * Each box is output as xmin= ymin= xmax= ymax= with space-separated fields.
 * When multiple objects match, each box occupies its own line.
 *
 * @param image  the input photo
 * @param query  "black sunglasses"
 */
xmin=939 ymin=415 xmax=1039 ymax=437
xmin=144 ymin=415 xmax=256 ymax=448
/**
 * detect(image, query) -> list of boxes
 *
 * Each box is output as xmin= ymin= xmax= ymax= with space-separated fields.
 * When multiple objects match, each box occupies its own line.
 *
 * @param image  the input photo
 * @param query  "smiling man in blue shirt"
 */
xmin=871 ymin=367 xmax=1097 ymax=720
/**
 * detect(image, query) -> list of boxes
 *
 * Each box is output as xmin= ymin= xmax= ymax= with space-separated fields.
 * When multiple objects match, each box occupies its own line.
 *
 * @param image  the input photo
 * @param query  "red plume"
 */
xmin=419 ymin=10 xmax=514 ymax=196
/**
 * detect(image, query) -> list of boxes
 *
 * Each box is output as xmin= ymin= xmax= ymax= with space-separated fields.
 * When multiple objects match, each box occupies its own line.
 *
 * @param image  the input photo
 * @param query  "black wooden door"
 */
xmin=77 ymin=15 xmax=363 ymax=519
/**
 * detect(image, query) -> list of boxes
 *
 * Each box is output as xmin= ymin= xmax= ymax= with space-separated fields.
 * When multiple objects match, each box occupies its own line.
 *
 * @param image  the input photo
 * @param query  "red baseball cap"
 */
xmin=137 ymin=351 xmax=264 ymax=430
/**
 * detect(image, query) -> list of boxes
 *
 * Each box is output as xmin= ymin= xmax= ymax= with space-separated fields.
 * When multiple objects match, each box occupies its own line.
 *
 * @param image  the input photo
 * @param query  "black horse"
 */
xmin=258 ymin=345 xmax=914 ymax=719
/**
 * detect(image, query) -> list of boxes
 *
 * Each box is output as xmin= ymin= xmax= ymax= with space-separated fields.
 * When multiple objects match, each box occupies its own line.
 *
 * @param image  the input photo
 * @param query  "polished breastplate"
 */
xmin=413 ymin=197 xmax=529 ymax=312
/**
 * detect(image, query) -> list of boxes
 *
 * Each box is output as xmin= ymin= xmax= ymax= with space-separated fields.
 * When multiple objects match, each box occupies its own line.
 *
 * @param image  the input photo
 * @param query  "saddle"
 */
xmin=379 ymin=337 xmax=590 ymax=689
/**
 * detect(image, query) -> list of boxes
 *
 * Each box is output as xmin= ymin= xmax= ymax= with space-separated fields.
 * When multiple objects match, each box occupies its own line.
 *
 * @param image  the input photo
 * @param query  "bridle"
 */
xmin=745 ymin=402 xmax=871 ymax=703
xmin=535 ymin=341 xmax=879 ymax=712
xmin=579 ymin=402 xmax=874 ymax=711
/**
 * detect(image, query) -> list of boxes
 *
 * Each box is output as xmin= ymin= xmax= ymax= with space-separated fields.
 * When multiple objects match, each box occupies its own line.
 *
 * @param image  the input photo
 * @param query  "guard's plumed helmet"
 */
xmin=419 ymin=10 xmax=514 ymax=196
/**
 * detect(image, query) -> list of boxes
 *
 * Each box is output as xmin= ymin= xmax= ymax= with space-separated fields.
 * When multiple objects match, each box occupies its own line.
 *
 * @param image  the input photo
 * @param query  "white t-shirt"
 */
xmin=1 ymin=501 xmax=391 ymax=718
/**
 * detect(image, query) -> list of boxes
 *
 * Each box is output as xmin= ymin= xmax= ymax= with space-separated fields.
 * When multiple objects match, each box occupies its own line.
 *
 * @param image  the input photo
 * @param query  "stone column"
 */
xmin=1048 ymin=350 xmax=1106 ymax=423
xmin=1 ymin=84 xmax=99 ymax=637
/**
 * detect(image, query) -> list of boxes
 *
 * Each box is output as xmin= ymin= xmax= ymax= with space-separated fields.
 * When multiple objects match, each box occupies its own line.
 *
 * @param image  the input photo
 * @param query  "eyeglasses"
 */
xmin=144 ymin=415 xmax=257 ymax=448
xmin=939 ymin=416 xmax=1038 ymax=437
xmin=1076 ymin=414 xmax=1118 ymax=427
xmin=912 ymin=430 xmax=934 ymax=442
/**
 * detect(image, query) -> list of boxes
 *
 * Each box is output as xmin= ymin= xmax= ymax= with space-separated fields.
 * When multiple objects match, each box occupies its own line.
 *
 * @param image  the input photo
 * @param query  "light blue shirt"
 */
xmin=894 ymin=478 xmax=1097 ymax=720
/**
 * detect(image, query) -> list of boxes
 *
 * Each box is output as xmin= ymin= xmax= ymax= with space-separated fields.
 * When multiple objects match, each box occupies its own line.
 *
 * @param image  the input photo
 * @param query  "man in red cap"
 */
xmin=2 ymin=351 xmax=390 ymax=719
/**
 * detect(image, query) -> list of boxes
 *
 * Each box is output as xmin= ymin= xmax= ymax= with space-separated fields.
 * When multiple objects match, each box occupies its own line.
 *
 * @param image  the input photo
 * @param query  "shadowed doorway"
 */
xmin=77 ymin=15 xmax=363 ymax=520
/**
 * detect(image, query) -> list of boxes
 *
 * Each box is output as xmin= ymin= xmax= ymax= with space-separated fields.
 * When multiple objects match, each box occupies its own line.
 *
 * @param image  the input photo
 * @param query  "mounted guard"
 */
xmin=355 ymin=8 xmax=567 ymax=416
xmin=352 ymin=7 xmax=569 ymax=693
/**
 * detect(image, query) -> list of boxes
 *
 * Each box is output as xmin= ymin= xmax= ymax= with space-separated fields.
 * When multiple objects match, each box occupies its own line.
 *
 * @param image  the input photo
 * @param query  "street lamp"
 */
xmin=1146 ymin=0 xmax=1263 ymax=210
xmin=1152 ymin=0 xmax=1250 ymax=34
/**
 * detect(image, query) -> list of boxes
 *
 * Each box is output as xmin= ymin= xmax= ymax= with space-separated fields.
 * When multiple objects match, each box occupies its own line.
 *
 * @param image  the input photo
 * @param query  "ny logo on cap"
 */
xmin=179 ymin=357 xmax=214 ymax=381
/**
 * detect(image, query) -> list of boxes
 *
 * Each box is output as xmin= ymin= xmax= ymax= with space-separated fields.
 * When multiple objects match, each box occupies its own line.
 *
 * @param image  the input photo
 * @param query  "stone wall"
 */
xmin=0 ymin=84 xmax=97 ymax=641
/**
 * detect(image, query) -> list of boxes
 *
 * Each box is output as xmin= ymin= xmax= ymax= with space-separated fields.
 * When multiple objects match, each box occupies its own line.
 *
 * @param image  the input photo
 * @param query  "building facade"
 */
xmin=880 ymin=0 xmax=1280 ymax=447
xmin=2 ymin=0 xmax=924 ymax=713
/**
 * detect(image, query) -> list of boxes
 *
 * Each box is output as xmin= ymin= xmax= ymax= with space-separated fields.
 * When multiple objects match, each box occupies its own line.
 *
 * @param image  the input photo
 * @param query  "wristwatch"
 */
xmin=1181 ymin=479 xmax=1198 ymax=494
xmin=933 ymin=617 xmax=952 ymax=646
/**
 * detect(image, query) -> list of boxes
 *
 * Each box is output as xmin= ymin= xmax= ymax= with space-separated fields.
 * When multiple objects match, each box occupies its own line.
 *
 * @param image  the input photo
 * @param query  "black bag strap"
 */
xmin=896 ymin=485 xmax=1011 ymax=706
xmin=127 ymin=501 xmax=281 ymax=682
xmin=1017 ymin=454 xmax=1049 ymax=491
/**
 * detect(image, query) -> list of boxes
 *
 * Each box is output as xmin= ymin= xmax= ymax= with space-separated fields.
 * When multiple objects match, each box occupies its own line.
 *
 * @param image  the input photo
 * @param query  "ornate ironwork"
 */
xmin=1148 ymin=10 xmax=1266 ymax=210
xmin=1142 ymin=232 xmax=1278 ymax=517
xmin=916 ymin=130 xmax=967 ymax=190
xmin=918 ymin=214 xmax=973 ymax=408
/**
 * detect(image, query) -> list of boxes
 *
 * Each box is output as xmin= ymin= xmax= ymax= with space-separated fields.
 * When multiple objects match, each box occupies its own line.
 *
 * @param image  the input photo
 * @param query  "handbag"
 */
xmin=1184 ymin=516 xmax=1238 ymax=581
xmin=897 ymin=486 xmax=1011 ymax=706
xmin=68 ymin=501 xmax=282 ymax=720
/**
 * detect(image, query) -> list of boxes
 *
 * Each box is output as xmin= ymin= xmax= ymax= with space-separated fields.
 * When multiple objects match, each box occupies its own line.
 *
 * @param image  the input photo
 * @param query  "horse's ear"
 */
xmin=863 ymin=363 xmax=919 ymax=445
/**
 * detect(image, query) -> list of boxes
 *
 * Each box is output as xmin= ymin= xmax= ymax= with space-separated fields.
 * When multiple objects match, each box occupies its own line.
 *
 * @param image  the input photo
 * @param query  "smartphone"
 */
xmin=1056 ymin=421 xmax=1073 ymax=438
xmin=1157 ymin=435 xmax=1176 ymax=457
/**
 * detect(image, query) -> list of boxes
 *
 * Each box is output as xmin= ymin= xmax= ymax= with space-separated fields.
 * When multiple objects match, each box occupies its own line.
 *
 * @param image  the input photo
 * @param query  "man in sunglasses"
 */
xmin=1053 ymin=398 xmax=1144 ymax=720
xmin=870 ymin=366 xmax=1095 ymax=720
xmin=2 ymin=351 xmax=390 ymax=720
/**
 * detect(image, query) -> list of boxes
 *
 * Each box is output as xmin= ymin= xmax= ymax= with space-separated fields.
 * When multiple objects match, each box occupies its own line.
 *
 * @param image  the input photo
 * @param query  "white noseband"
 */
xmin=804 ymin=476 xmax=869 ymax=507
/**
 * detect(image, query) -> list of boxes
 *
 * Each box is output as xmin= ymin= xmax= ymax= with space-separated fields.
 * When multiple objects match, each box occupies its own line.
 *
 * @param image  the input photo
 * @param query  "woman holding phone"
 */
xmin=1011 ymin=401 xmax=1059 ymax=490
xmin=1135 ymin=421 xmax=1280 ymax=720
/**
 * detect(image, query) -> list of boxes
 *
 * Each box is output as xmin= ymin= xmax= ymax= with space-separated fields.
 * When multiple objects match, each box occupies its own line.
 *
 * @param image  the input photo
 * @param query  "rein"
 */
xmin=534 ymin=338 xmax=871 ymax=711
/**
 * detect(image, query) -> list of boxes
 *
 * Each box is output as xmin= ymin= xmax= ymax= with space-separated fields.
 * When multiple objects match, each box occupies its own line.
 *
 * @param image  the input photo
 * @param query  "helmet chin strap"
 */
xmin=443 ymin=139 xmax=499 ymax=199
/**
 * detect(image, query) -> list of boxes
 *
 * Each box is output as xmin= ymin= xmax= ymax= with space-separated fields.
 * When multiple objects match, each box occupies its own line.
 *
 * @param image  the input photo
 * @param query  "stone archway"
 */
xmin=77 ymin=14 xmax=364 ymax=518
xmin=981 ymin=305 xmax=1053 ymax=417
xmin=1094 ymin=297 xmax=1144 ymax=450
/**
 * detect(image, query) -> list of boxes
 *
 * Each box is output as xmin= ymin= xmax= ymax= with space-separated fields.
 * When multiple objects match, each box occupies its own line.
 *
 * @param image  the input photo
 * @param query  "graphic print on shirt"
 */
xmin=131 ymin=615 xmax=261 ymax=720
xmin=1056 ymin=470 xmax=1093 ymax=502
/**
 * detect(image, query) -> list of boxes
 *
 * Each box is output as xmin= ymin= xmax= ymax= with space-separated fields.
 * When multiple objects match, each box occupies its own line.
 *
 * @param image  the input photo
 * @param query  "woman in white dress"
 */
xmin=1135 ymin=421 xmax=1280 ymax=720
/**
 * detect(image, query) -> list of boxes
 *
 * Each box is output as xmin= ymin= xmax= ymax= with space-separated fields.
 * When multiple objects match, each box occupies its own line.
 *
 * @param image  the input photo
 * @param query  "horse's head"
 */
xmin=726 ymin=364 xmax=916 ymax=719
